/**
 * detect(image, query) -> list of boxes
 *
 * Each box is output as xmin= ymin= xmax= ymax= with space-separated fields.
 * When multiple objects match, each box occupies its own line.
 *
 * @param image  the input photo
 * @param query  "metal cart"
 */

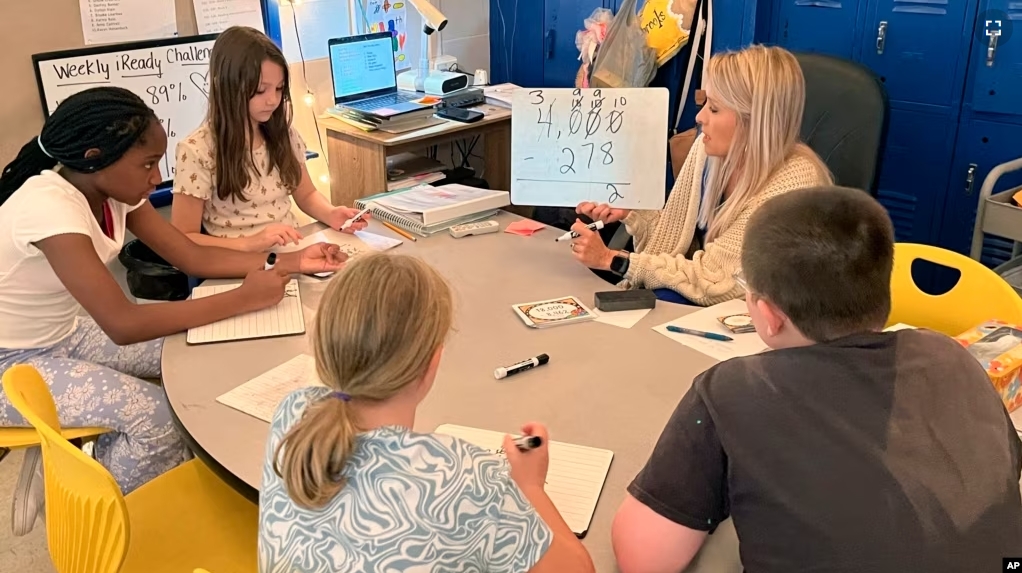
xmin=971 ymin=157 xmax=1022 ymax=294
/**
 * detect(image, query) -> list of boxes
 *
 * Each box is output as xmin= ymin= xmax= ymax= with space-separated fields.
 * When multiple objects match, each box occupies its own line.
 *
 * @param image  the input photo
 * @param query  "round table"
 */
xmin=162 ymin=216 xmax=742 ymax=572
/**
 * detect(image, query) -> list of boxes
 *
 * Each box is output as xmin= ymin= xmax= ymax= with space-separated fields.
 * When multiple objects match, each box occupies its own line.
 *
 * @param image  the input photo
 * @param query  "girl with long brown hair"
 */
xmin=258 ymin=253 xmax=594 ymax=573
xmin=171 ymin=26 xmax=369 ymax=252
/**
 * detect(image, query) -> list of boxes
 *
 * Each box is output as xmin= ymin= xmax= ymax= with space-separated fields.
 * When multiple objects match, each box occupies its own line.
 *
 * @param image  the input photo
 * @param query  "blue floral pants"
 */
xmin=0 ymin=317 xmax=190 ymax=494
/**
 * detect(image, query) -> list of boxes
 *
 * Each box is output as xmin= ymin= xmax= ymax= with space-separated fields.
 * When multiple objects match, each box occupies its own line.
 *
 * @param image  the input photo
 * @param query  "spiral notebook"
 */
xmin=435 ymin=424 xmax=613 ymax=538
xmin=355 ymin=185 xmax=508 ymax=236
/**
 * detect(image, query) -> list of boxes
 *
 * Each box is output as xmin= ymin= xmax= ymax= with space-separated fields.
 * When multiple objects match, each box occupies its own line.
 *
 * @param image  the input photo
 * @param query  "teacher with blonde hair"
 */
xmin=570 ymin=44 xmax=832 ymax=305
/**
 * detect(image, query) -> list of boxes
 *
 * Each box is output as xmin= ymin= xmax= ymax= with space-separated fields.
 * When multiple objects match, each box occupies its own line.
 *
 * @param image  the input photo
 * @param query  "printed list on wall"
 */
xmin=78 ymin=0 xmax=178 ymax=45
xmin=510 ymin=87 xmax=669 ymax=210
xmin=192 ymin=0 xmax=265 ymax=35
xmin=34 ymin=38 xmax=216 ymax=184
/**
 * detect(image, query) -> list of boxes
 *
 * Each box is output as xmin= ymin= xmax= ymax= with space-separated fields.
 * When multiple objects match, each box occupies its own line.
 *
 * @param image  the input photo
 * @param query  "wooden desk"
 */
xmin=161 ymin=213 xmax=742 ymax=573
xmin=323 ymin=105 xmax=512 ymax=207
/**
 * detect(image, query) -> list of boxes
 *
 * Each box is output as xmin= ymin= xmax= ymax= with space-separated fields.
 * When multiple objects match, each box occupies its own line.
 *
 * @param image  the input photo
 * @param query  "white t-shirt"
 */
xmin=0 ymin=170 xmax=143 ymax=349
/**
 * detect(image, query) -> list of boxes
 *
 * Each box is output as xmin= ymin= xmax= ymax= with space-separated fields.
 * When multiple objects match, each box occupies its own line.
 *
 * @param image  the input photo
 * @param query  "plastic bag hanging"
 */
xmin=589 ymin=0 xmax=658 ymax=88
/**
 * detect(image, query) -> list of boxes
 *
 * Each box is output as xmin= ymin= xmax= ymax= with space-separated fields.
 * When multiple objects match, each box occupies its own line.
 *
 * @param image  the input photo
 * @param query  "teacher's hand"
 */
xmin=576 ymin=201 xmax=629 ymax=224
xmin=569 ymin=218 xmax=615 ymax=270
xmin=298 ymin=243 xmax=348 ymax=274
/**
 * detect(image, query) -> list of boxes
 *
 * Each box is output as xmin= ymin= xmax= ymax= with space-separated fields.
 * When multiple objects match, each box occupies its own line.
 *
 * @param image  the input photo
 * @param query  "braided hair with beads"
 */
xmin=0 ymin=86 xmax=157 ymax=206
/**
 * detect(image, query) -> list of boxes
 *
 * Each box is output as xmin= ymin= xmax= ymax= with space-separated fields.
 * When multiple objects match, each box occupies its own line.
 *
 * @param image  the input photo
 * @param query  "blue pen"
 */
xmin=667 ymin=325 xmax=733 ymax=342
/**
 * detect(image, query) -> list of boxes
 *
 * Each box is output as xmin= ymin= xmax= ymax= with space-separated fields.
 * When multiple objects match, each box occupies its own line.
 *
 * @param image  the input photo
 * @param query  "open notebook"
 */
xmin=186 ymin=279 xmax=305 ymax=345
xmin=435 ymin=424 xmax=613 ymax=538
xmin=216 ymin=354 xmax=323 ymax=422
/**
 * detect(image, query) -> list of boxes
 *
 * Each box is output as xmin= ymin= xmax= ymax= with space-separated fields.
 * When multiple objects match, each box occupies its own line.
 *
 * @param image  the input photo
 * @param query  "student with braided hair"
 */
xmin=0 ymin=86 xmax=347 ymax=533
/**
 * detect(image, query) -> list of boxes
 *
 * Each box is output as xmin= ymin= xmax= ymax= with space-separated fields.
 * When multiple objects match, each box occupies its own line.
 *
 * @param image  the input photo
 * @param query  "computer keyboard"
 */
xmin=347 ymin=92 xmax=418 ymax=111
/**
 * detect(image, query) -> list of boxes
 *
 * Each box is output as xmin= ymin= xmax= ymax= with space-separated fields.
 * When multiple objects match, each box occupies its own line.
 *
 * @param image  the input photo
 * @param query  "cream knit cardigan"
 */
xmin=621 ymin=134 xmax=828 ymax=306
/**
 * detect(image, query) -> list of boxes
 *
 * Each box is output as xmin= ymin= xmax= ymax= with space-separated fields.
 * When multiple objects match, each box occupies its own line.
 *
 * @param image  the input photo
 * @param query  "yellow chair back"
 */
xmin=889 ymin=243 xmax=1022 ymax=335
xmin=2 ymin=365 xmax=130 ymax=573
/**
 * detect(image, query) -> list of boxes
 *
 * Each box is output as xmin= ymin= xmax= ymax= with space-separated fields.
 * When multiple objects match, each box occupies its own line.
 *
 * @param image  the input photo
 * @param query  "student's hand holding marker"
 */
xmin=503 ymin=422 xmax=550 ymax=491
xmin=327 ymin=206 xmax=372 ymax=234
xmin=238 ymin=266 xmax=290 ymax=311
xmin=246 ymin=223 xmax=304 ymax=252
xmin=568 ymin=219 xmax=616 ymax=270
xmin=576 ymin=201 xmax=630 ymax=224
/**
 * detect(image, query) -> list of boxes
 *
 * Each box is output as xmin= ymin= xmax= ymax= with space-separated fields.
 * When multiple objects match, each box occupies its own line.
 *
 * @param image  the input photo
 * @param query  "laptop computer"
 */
xmin=328 ymin=32 xmax=432 ymax=118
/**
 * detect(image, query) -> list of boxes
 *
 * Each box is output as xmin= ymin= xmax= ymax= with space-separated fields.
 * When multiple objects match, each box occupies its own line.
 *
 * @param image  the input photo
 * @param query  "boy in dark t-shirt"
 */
xmin=611 ymin=186 xmax=1022 ymax=573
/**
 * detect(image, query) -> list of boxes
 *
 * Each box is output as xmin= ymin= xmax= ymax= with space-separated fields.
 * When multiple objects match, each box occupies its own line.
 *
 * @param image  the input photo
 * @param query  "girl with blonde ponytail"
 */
xmin=572 ymin=45 xmax=832 ymax=306
xmin=258 ymin=253 xmax=595 ymax=573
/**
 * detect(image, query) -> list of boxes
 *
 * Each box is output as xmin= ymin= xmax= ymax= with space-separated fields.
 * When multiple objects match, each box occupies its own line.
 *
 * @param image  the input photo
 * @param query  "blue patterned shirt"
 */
xmin=259 ymin=388 xmax=553 ymax=573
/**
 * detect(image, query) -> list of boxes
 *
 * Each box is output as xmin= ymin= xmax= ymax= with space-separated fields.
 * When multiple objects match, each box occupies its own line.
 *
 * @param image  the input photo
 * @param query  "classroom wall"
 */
xmin=435 ymin=0 xmax=490 ymax=76
xmin=0 ymin=0 xmax=491 ymax=207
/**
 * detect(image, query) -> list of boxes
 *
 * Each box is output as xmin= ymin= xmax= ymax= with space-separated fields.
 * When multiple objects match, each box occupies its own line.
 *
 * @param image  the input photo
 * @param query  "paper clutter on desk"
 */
xmin=653 ymin=299 xmax=768 ymax=362
xmin=505 ymin=220 xmax=547 ymax=236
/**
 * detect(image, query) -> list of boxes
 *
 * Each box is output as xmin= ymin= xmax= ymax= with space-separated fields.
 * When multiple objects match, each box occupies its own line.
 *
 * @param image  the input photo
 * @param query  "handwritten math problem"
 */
xmin=510 ymin=87 xmax=669 ymax=210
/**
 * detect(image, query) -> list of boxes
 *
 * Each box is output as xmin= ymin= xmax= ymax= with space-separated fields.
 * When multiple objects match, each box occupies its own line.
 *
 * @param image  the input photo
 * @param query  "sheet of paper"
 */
xmin=192 ymin=0 xmax=265 ymax=34
xmin=505 ymin=220 xmax=547 ymax=236
xmin=216 ymin=354 xmax=324 ymax=422
xmin=435 ymin=424 xmax=613 ymax=537
xmin=595 ymin=308 xmax=652 ymax=329
xmin=653 ymin=299 xmax=768 ymax=361
xmin=187 ymin=279 xmax=305 ymax=344
xmin=273 ymin=228 xmax=401 ymax=256
xmin=358 ymin=0 xmax=410 ymax=70
xmin=80 ymin=0 xmax=178 ymax=45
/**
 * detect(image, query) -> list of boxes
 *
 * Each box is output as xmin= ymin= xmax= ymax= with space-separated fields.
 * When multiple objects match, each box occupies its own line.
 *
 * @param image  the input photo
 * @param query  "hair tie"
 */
xmin=330 ymin=391 xmax=352 ymax=402
xmin=37 ymin=137 xmax=53 ymax=159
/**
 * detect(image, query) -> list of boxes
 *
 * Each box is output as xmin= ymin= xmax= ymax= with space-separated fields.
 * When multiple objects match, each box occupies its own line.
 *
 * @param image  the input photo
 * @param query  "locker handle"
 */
xmin=985 ymin=25 xmax=1001 ymax=66
xmin=876 ymin=21 xmax=888 ymax=55
xmin=546 ymin=29 xmax=556 ymax=59
xmin=965 ymin=163 xmax=977 ymax=196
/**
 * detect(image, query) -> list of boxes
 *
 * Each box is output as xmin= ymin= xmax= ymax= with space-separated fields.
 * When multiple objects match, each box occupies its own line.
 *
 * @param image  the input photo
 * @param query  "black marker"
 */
xmin=494 ymin=353 xmax=549 ymax=380
xmin=264 ymin=253 xmax=277 ymax=270
xmin=513 ymin=435 xmax=543 ymax=451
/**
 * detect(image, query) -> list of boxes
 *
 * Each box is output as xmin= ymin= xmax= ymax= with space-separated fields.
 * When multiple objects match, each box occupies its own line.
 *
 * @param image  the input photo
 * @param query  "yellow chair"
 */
xmin=1 ymin=373 xmax=109 ymax=536
xmin=2 ymin=364 xmax=258 ymax=573
xmin=888 ymin=243 xmax=1022 ymax=335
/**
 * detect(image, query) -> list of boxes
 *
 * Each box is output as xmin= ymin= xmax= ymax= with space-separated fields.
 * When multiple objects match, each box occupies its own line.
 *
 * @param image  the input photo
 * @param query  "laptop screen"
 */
xmin=329 ymin=35 xmax=397 ymax=102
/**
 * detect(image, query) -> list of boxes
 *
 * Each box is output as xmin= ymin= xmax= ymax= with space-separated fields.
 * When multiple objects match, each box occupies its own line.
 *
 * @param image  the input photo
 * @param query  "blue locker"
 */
xmin=968 ymin=0 xmax=1022 ymax=115
xmin=490 ymin=0 xmax=546 ymax=86
xmin=938 ymin=118 xmax=1022 ymax=255
xmin=769 ymin=0 xmax=864 ymax=57
xmin=542 ymin=0 xmax=607 ymax=87
xmin=858 ymin=0 xmax=977 ymax=107
xmin=874 ymin=107 xmax=958 ymax=243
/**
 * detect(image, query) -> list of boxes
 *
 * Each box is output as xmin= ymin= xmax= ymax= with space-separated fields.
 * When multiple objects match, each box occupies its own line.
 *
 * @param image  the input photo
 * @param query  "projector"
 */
xmin=397 ymin=70 xmax=470 ymax=96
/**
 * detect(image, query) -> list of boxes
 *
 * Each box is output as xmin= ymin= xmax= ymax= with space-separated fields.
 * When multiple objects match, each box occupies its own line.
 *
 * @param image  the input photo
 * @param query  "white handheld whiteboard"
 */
xmin=511 ymin=87 xmax=669 ymax=210
xmin=32 ymin=34 xmax=218 ymax=186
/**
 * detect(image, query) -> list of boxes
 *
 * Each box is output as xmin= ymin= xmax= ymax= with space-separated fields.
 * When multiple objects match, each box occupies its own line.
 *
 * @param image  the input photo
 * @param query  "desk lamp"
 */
xmin=396 ymin=0 xmax=470 ymax=95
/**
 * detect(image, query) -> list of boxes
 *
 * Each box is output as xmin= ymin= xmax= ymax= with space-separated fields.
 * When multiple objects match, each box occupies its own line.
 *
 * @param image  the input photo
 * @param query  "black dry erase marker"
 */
xmin=513 ymin=435 xmax=543 ymax=451
xmin=494 ymin=353 xmax=550 ymax=380
xmin=264 ymin=253 xmax=277 ymax=270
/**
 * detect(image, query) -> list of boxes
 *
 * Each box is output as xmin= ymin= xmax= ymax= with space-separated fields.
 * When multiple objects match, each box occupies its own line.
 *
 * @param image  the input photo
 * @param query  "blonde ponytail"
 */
xmin=273 ymin=253 xmax=453 ymax=509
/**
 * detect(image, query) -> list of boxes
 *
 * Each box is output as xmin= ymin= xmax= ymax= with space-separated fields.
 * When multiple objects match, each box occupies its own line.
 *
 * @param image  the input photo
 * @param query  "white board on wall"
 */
xmin=510 ymin=87 xmax=669 ymax=210
xmin=32 ymin=34 xmax=218 ymax=186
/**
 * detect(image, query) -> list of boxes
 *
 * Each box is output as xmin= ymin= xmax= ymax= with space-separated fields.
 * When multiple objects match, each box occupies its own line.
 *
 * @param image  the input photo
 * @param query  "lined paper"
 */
xmin=186 ymin=279 xmax=305 ymax=344
xmin=216 ymin=354 xmax=323 ymax=422
xmin=435 ymin=424 xmax=613 ymax=537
